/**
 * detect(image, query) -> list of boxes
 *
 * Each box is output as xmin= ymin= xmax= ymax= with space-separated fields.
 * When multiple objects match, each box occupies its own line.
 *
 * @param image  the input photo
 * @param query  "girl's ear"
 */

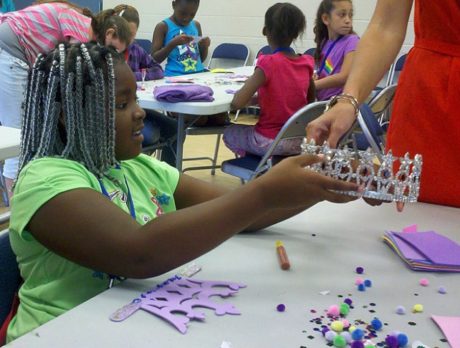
xmin=321 ymin=13 xmax=330 ymax=25
xmin=105 ymin=28 xmax=116 ymax=44
xmin=262 ymin=26 xmax=267 ymax=37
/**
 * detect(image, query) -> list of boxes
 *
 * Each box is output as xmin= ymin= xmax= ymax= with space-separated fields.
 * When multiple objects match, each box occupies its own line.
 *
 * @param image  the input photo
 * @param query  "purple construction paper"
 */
xmin=393 ymin=231 xmax=460 ymax=266
xmin=154 ymin=84 xmax=214 ymax=103
xmin=386 ymin=231 xmax=427 ymax=260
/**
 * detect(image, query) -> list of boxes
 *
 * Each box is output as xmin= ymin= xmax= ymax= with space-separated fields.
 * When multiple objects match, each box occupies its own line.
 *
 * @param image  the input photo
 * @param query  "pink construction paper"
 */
xmin=402 ymin=224 xmax=418 ymax=233
xmin=432 ymin=315 xmax=460 ymax=348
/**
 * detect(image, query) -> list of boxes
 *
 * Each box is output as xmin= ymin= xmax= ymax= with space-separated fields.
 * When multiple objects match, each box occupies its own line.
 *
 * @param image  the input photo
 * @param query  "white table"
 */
xmin=0 ymin=126 xmax=21 ymax=161
xmin=7 ymin=201 xmax=460 ymax=348
xmin=137 ymin=66 xmax=255 ymax=170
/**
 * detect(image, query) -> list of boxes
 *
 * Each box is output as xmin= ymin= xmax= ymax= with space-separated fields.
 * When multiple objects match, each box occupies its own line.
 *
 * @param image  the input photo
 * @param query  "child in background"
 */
xmin=7 ymin=42 xmax=360 ymax=342
xmin=117 ymin=4 xmax=177 ymax=167
xmin=116 ymin=4 xmax=164 ymax=81
xmin=0 ymin=1 xmax=133 ymax=199
xmin=313 ymin=0 xmax=359 ymax=101
xmin=223 ymin=3 xmax=315 ymax=157
xmin=151 ymin=0 xmax=227 ymax=126
xmin=0 ymin=0 xmax=15 ymax=14
xmin=152 ymin=0 xmax=209 ymax=76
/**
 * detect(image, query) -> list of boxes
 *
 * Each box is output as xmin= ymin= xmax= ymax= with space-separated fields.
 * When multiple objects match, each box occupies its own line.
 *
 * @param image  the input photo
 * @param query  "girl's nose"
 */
xmin=135 ymin=106 xmax=146 ymax=120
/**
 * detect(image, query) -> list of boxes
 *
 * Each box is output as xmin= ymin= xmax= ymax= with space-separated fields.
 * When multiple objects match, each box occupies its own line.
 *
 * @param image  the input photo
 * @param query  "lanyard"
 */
xmin=98 ymin=174 xmax=136 ymax=220
xmin=317 ymin=35 xmax=344 ymax=75
xmin=273 ymin=46 xmax=295 ymax=54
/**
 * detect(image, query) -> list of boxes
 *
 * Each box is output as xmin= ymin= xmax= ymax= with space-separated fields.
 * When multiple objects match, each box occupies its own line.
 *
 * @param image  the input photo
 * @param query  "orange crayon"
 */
xmin=275 ymin=240 xmax=290 ymax=270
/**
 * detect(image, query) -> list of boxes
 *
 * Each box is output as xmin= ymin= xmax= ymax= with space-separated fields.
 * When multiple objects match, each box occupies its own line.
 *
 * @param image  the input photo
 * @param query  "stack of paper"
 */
xmin=383 ymin=229 xmax=460 ymax=272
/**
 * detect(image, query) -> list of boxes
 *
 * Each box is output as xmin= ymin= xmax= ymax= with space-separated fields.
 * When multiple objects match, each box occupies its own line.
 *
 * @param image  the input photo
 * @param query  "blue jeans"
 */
xmin=0 ymin=48 xmax=28 ymax=179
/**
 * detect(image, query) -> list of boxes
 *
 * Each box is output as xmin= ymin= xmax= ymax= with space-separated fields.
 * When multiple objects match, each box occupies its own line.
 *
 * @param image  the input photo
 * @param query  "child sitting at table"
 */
xmin=223 ymin=3 xmax=315 ymax=157
xmin=313 ymin=0 xmax=359 ymax=101
xmin=151 ymin=0 xmax=227 ymax=126
xmin=5 ymin=42 xmax=360 ymax=342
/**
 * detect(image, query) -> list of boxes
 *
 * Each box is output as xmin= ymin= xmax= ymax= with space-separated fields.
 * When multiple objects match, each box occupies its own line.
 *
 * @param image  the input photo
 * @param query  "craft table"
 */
xmin=137 ymin=66 xmax=255 ymax=170
xmin=7 ymin=200 xmax=460 ymax=348
xmin=0 ymin=126 xmax=21 ymax=161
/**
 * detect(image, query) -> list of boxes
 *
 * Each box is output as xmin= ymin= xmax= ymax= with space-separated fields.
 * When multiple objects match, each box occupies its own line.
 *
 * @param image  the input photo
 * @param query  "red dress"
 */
xmin=386 ymin=0 xmax=460 ymax=207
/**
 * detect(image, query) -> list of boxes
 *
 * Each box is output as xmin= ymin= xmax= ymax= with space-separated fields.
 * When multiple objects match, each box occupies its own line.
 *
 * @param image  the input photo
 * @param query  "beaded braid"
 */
xmin=18 ymin=42 xmax=123 ymax=178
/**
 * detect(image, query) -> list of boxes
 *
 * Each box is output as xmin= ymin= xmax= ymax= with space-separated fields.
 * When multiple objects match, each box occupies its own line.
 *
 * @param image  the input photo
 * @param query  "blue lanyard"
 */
xmin=317 ymin=35 xmax=344 ymax=75
xmin=273 ymin=46 xmax=295 ymax=54
xmin=98 ymin=174 xmax=136 ymax=220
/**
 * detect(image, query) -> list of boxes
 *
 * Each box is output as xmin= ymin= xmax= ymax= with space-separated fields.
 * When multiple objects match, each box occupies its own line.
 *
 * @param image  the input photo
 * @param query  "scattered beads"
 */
xmin=413 ymin=304 xmax=424 ymax=313
xmin=333 ymin=335 xmax=347 ymax=347
xmin=419 ymin=278 xmax=429 ymax=286
xmin=438 ymin=286 xmax=447 ymax=294
xmin=276 ymin=304 xmax=286 ymax=312
xmin=370 ymin=318 xmax=383 ymax=331
xmin=364 ymin=279 xmax=372 ymax=287
xmin=355 ymin=266 xmax=364 ymax=274
xmin=396 ymin=305 xmax=406 ymax=315
xmin=357 ymin=284 xmax=366 ymax=291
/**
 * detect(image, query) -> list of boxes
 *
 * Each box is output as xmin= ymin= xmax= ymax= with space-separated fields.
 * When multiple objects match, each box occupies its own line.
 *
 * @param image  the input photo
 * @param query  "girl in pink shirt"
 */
xmin=0 ymin=1 xmax=133 ymax=200
xmin=223 ymin=3 xmax=315 ymax=157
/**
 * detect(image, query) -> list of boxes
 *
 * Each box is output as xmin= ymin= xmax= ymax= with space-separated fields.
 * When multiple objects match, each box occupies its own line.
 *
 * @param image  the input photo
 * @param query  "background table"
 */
xmin=0 ymin=126 xmax=21 ymax=161
xmin=137 ymin=67 xmax=255 ymax=170
xmin=7 ymin=200 xmax=460 ymax=348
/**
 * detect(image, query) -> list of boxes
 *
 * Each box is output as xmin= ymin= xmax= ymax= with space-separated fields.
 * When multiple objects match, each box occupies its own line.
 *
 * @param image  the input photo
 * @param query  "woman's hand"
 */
xmin=306 ymin=101 xmax=357 ymax=147
xmin=255 ymin=154 xmax=362 ymax=211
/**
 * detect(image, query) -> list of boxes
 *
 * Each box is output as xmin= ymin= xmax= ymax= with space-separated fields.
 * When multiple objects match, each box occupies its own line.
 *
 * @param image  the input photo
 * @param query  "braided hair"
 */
xmin=19 ymin=42 xmax=124 ymax=178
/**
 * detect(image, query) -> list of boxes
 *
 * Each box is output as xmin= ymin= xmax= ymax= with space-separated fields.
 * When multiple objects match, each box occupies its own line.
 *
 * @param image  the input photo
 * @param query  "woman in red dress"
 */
xmin=307 ymin=0 xmax=460 ymax=207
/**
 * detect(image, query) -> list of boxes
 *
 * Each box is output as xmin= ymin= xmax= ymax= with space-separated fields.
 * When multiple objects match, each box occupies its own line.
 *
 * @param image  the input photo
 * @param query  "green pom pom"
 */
xmin=333 ymin=335 xmax=347 ymax=347
xmin=340 ymin=303 xmax=350 ymax=315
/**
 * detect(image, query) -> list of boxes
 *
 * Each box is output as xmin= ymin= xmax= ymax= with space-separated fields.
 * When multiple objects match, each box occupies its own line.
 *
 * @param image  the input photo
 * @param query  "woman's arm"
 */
xmin=314 ymin=51 xmax=355 ymax=91
xmin=306 ymin=0 xmax=413 ymax=147
xmin=231 ymin=68 xmax=265 ymax=110
xmin=27 ymin=155 xmax=359 ymax=279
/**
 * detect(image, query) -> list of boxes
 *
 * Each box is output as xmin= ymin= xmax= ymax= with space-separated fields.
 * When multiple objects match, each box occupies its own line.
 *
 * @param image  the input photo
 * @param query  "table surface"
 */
xmin=7 ymin=200 xmax=460 ymax=348
xmin=137 ymin=66 xmax=255 ymax=115
xmin=0 ymin=126 xmax=21 ymax=161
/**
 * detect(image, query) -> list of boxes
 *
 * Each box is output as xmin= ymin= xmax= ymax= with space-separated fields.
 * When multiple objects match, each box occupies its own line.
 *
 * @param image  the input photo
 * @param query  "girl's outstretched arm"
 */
xmin=27 ymin=155 xmax=359 ymax=279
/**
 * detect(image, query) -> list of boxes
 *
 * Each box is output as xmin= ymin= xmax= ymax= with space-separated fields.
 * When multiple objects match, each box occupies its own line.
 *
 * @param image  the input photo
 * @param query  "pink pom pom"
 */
xmin=355 ymin=277 xmax=364 ymax=285
xmin=327 ymin=305 xmax=340 ymax=317
xmin=419 ymin=278 xmax=429 ymax=286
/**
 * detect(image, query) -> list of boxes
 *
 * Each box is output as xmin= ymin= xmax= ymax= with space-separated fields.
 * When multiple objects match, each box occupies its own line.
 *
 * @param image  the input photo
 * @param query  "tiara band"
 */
xmin=301 ymin=139 xmax=423 ymax=203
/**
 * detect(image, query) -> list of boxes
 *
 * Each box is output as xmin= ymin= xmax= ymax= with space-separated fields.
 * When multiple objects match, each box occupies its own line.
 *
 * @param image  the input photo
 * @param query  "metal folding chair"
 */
xmin=207 ymin=43 xmax=250 ymax=70
xmin=221 ymin=101 xmax=328 ymax=182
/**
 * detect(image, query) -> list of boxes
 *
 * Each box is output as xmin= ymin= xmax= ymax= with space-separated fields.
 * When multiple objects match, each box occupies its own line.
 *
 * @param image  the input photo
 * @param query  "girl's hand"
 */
xmin=170 ymin=34 xmax=194 ymax=47
xmin=199 ymin=36 xmax=211 ymax=48
xmin=306 ymin=101 xmax=357 ymax=147
xmin=255 ymin=154 xmax=362 ymax=210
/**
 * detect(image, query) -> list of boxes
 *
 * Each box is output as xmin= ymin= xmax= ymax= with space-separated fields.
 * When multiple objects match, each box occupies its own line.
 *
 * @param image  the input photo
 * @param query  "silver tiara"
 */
xmin=301 ymin=139 xmax=423 ymax=203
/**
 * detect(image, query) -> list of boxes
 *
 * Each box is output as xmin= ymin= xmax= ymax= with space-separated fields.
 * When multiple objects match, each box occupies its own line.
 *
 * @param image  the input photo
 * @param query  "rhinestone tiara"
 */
xmin=301 ymin=139 xmax=423 ymax=203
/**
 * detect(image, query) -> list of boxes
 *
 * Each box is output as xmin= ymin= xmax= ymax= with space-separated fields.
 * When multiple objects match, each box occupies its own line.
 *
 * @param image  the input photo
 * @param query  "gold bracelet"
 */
xmin=326 ymin=93 xmax=359 ymax=116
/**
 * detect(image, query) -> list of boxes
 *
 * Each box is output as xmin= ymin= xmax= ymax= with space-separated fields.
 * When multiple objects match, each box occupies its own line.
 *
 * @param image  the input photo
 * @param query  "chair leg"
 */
xmin=233 ymin=109 xmax=241 ymax=122
xmin=211 ymin=134 xmax=222 ymax=175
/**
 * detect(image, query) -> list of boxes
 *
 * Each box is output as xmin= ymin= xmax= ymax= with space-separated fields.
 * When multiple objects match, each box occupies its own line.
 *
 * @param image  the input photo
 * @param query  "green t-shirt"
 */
xmin=7 ymin=154 xmax=180 ymax=342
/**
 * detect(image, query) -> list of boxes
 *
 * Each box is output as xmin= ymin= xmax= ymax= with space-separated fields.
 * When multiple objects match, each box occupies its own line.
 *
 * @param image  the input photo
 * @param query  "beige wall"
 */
xmin=105 ymin=0 xmax=414 ymax=64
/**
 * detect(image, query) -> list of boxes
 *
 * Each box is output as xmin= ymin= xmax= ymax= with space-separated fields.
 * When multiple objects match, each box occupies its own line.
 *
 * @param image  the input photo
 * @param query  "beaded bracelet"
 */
xmin=326 ymin=93 xmax=360 ymax=116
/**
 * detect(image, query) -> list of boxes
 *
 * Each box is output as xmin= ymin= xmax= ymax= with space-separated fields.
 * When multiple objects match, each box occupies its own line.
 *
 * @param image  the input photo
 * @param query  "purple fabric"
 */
xmin=153 ymin=84 xmax=214 ymax=103
xmin=127 ymin=43 xmax=164 ymax=81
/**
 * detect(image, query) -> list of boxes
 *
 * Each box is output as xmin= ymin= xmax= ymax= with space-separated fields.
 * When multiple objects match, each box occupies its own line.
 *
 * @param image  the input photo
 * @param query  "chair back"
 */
xmin=208 ymin=43 xmax=250 ymax=69
xmin=387 ymin=53 xmax=407 ymax=85
xmin=304 ymin=47 xmax=316 ymax=57
xmin=354 ymin=103 xmax=385 ymax=159
xmin=222 ymin=101 xmax=328 ymax=181
xmin=256 ymin=45 xmax=273 ymax=58
xmin=135 ymin=39 xmax=152 ymax=54
xmin=0 ymin=230 xmax=21 ymax=327
xmin=369 ymin=84 xmax=397 ymax=126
